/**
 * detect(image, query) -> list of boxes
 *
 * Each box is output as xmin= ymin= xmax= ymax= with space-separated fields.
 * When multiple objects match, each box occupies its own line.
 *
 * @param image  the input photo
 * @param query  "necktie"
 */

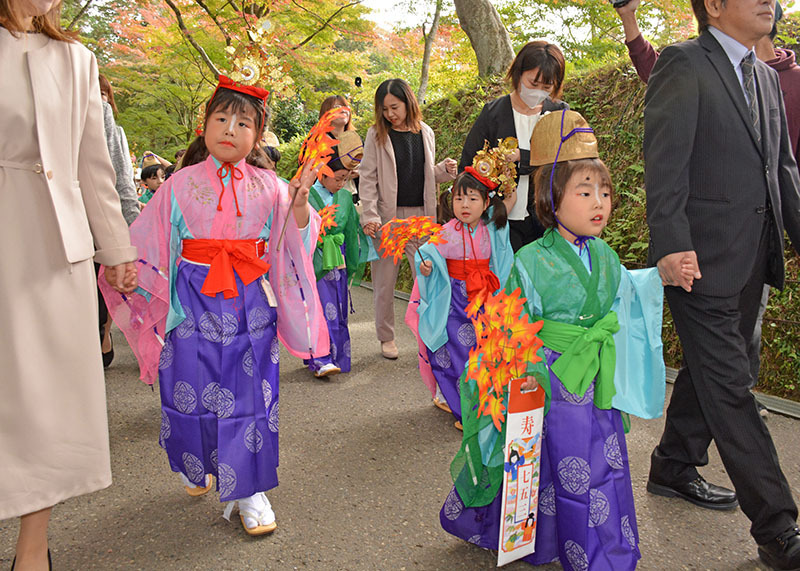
xmin=741 ymin=52 xmax=761 ymax=143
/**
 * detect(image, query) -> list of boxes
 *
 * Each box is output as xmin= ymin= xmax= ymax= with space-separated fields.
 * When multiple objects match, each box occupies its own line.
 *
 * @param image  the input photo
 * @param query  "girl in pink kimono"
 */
xmin=101 ymin=76 xmax=328 ymax=536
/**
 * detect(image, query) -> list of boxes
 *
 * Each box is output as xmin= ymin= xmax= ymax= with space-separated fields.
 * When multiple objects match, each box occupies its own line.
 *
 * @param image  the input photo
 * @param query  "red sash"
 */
xmin=181 ymin=239 xmax=269 ymax=299
xmin=446 ymin=258 xmax=499 ymax=303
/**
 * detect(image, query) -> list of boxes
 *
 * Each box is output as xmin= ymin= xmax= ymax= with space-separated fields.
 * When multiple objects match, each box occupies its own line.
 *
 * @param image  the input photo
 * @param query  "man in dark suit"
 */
xmin=644 ymin=0 xmax=800 ymax=567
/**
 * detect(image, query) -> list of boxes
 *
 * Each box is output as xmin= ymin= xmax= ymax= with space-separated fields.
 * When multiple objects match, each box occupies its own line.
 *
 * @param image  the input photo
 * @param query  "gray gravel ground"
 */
xmin=1 ymin=286 xmax=798 ymax=570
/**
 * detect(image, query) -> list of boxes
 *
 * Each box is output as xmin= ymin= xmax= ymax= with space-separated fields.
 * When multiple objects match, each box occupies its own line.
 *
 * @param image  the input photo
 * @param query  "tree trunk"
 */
xmin=417 ymin=0 xmax=443 ymax=104
xmin=453 ymin=0 xmax=514 ymax=77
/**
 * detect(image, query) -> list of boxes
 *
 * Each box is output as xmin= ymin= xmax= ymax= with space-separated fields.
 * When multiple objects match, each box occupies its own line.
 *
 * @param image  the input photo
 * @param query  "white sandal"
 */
xmin=223 ymin=492 xmax=277 ymax=536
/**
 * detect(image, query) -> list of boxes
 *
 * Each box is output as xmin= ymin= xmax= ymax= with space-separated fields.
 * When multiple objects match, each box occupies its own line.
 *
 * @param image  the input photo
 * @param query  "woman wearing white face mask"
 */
xmin=460 ymin=41 xmax=568 ymax=251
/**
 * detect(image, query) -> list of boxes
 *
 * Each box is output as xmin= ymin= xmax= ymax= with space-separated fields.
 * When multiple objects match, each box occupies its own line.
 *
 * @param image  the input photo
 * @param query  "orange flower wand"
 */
xmin=464 ymin=287 xmax=544 ymax=431
xmin=378 ymin=216 xmax=447 ymax=264
xmin=277 ymin=107 xmax=343 ymax=250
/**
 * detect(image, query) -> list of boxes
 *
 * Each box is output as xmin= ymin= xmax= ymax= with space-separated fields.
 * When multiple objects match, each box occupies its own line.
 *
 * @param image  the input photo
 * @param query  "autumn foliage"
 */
xmin=465 ymin=288 xmax=544 ymax=431
xmin=317 ymin=203 xmax=339 ymax=244
xmin=378 ymin=216 xmax=447 ymax=264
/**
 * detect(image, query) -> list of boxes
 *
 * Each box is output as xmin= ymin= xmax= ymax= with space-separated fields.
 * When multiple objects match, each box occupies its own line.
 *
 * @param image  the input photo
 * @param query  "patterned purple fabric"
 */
xmin=440 ymin=347 xmax=640 ymax=570
xmin=305 ymin=268 xmax=351 ymax=373
xmin=158 ymin=260 xmax=280 ymax=502
xmin=426 ymin=276 xmax=476 ymax=421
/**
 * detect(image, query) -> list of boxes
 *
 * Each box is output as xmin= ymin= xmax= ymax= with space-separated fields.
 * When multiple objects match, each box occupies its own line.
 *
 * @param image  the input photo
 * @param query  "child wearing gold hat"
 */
xmin=440 ymin=110 xmax=667 ymax=569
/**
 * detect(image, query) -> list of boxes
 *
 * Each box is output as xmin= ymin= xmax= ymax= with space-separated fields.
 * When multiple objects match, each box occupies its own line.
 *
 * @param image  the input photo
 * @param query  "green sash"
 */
xmin=537 ymin=311 xmax=620 ymax=410
xmin=308 ymin=184 xmax=369 ymax=285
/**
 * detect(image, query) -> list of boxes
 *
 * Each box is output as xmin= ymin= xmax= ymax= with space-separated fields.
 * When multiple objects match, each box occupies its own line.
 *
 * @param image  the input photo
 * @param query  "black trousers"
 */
xmin=95 ymin=262 xmax=108 ymax=341
xmin=508 ymin=215 xmax=546 ymax=252
xmin=650 ymin=220 xmax=797 ymax=543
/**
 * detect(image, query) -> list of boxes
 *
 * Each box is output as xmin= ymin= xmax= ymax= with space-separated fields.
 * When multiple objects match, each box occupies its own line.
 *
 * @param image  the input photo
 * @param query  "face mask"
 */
xmin=518 ymin=85 xmax=550 ymax=109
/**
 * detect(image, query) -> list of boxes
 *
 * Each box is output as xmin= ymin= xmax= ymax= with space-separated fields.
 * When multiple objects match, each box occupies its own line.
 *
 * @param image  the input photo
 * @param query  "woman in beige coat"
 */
xmin=0 ymin=0 xmax=137 ymax=568
xmin=360 ymin=78 xmax=456 ymax=359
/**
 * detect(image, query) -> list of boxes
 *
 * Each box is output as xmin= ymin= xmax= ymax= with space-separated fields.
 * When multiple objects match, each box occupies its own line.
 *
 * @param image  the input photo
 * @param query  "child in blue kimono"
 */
xmin=407 ymin=169 xmax=513 ymax=428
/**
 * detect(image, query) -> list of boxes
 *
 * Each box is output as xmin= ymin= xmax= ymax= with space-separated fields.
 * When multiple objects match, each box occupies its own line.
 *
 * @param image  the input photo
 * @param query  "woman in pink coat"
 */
xmin=359 ymin=78 xmax=456 ymax=359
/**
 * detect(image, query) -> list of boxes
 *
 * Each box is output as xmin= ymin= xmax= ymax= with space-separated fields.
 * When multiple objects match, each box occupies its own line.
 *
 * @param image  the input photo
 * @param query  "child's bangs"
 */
xmin=575 ymin=159 xmax=614 ymax=195
xmin=207 ymin=89 xmax=261 ymax=122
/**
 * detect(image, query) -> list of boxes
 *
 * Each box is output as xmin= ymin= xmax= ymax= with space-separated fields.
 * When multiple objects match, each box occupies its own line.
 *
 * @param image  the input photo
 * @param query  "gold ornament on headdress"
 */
xmin=471 ymin=137 xmax=518 ymax=198
xmin=224 ymin=16 xmax=294 ymax=96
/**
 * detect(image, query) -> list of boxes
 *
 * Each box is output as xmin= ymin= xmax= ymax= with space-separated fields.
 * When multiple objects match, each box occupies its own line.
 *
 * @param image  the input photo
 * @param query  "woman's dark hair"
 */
xmin=533 ymin=158 xmax=613 ymax=229
xmin=319 ymin=95 xmax=356 ymax=131
xmin=506 ymin=41 xmax=566 ymax=100
xmin=98 ymin=74 xmax=118 ymax=115
xmin=141 ymin=164 xmax=164 ymax=181
xmin=438 ymin=171 xmax=508 ymax=229
xmin=181 ymin=87 xmax=268 ymax=169
xmin=373 ymin=78 xmax=422 ymax=145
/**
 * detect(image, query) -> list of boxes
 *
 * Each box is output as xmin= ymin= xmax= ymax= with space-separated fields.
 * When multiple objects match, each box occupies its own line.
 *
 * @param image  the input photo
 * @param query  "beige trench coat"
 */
xmin=0 ymin=29 xmax=136 ymax=520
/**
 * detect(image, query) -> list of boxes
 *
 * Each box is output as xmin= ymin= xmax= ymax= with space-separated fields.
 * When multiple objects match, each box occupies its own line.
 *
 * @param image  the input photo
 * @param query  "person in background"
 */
xmin=0 ymin=0 xmax=137 ymax=567
xmin=98 ymin=74 xmax=137 ymax=225
xmin=319 ymin=95 xmax=361 ymax=205
xmin=406 ymin=169 xmax=512 ymax=429
xmin=138 ymin=163 xmax=165 ymax=207
xmin=359 ymin=78 xmax=457 ymax=360
xmin=459 ymin=41 xmax=569 ymax=252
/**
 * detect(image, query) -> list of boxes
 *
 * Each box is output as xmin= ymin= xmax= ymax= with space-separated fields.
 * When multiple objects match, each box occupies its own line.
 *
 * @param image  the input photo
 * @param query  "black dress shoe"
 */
xmin=102 ymin=332 xmax=114 ymax=369
xmin=759 ymin=526 xmax=800 ymax=570
xmin=646 ymin=475 xmax=739 ymax=510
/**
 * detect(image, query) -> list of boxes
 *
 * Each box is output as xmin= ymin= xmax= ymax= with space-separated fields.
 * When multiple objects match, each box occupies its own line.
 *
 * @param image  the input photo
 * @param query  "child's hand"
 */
xmin=104 ymin=262 xmax=138 ymax=294
xmin=520 ymin=376 xmax=539 ymax=391
xmin=657 ymin=250 xmax=701 ymax=292
xmin=679 ymin=255 xmax=698 ymax=287
xmin=289 ymin=161 xmax=319 ymax=205
xmin=289 ymin=161 xmax=318 ymax=228
xmin=419 ymin=260 xmax=433 ymax=277
xmin=363 ymin=221 xmax=380 ymax=238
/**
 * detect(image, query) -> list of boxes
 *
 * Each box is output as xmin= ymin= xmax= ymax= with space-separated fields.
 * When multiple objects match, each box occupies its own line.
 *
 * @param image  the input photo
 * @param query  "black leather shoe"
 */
xmin=646 ymin=475 xmax=738 ymax=510
xmin=759 ymin=526 xmax=800 ymax=570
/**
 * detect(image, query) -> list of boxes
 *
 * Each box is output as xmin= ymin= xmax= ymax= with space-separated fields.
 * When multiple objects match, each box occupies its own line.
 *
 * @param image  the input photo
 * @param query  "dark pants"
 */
xmin=650 ymin=221 xmax=797 ymax=543
xmin=509 ymin=215 xmax=546 ymax=252
xmin=747 ymin=284 xmax=770 ymax=386
xmin=95 ymin=262 xmax=108 ymax=341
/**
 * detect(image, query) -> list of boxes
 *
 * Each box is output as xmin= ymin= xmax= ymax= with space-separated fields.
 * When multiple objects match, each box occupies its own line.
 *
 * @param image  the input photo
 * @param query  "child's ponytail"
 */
xmin=486 ymin=194 xmax=508 ymax=229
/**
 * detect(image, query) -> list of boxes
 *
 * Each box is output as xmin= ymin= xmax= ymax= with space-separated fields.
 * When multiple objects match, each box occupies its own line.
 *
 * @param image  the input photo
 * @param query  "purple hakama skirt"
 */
xmin=440 ymin=347 xmax=641 ymax=570
xmin=158 ymin=260 xmax=280 ymax=502
xmin=426 ymin=277 xmax=476 ymax=421
xmin=306 ymin=267 xmax=351 ymax=373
